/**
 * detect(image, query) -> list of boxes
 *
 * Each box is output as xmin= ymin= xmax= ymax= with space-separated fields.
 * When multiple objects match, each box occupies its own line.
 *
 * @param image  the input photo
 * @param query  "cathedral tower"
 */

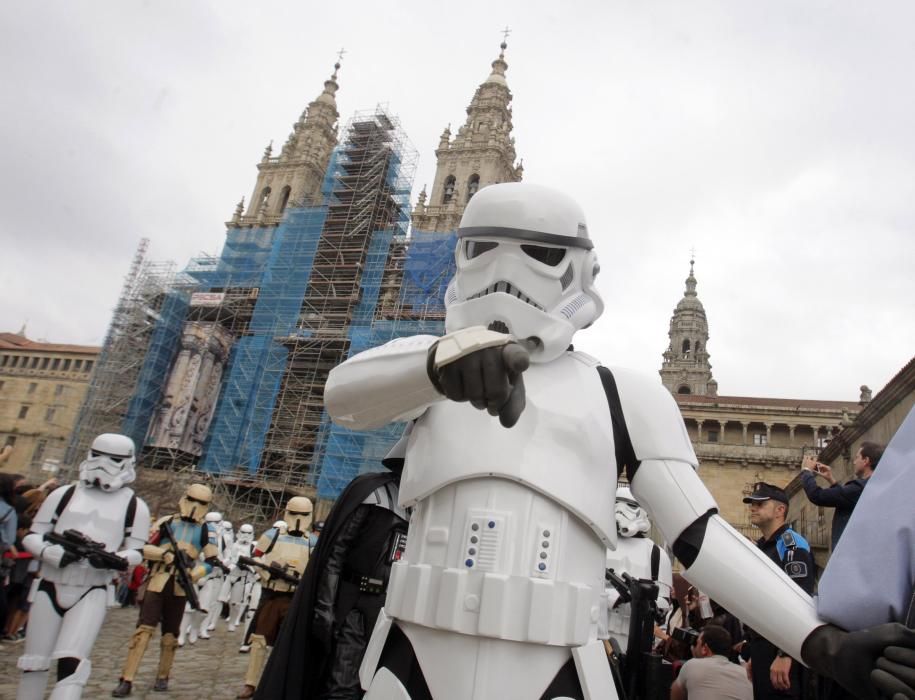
xmin=235 ymin=61 xmax=342 ymax=224
xmin=660 ymin=259 xmax=717 ymax=396
xmin=410 ymin=40 xmax=523 ymax=233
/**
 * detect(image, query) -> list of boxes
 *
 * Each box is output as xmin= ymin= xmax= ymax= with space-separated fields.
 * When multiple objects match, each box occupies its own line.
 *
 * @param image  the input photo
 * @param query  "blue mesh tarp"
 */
xmin=198 ymin=204 xmax=326 ymax=475
xmin=121 ymin=290 xmax=191 ymax=448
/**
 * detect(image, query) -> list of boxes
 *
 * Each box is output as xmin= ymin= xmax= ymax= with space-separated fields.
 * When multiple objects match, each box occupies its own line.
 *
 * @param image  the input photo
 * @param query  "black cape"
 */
xmin=254 ymin=470 xmax=399 ymax=700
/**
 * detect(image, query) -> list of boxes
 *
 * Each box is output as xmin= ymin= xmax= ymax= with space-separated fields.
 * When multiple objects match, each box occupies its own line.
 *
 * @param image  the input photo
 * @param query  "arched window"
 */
xmin=467 ymin=174 xmax=480 ymax=202
xmin=677 ymin=385 xmax=691 ymax=395
xmin=695 ymin=341 xmax=702 ymax=354
xmin=259 ymin=186 xmax=272 ymax=211
xmin=442 ymin=175 xmax=456 ymax=203
xmin=278 ymin=185 xmax=292 ymax=214
xmin=681 ymin=339 xmax=691 ymax=357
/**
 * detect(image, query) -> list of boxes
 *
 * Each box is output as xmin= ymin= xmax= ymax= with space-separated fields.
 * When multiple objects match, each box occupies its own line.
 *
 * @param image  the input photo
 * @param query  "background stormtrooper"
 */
xmin=17 ymin=433 xmax=150 ymax=700
xmin=199 ymin=511 xmax=232 ymax=637
xmin=325 ymin=182 xmax=915 ymax=699
xmin=604 ymin=487 xmax=673 ymax=654
xmin=219 ymin=523 xmax=258 ymax=631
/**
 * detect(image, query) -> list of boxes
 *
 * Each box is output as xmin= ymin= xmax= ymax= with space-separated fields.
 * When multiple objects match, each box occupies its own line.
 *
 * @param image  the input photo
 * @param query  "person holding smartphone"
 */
xmin=799 ymin=442 xmax=883 ymax=550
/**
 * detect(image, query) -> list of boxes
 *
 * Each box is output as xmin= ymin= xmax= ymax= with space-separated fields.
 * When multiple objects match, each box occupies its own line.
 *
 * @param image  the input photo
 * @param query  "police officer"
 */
xmin=742 ymin=482 xmax=816 ymax=699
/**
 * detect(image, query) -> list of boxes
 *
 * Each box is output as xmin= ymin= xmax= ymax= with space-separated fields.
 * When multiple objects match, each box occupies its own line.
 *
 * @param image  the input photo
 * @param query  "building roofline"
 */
xmin=0 ymin=332 xmax=100 ymax=354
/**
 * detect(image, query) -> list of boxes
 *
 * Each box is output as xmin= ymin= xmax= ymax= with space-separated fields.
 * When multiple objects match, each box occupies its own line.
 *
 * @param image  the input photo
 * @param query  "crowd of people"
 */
xmin=0 ymin=472 xmax=60 ymax=648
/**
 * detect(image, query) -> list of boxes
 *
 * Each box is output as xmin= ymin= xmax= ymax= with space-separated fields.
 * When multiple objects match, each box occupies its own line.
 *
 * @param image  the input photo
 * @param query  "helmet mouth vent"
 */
xmin=468 ymin=281 xmax=544 ymax=311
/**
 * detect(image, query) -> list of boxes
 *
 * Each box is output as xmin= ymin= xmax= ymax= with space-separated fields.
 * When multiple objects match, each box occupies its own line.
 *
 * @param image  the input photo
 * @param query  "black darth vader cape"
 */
xmin=254 ymin=469 xmax=399 ymax=700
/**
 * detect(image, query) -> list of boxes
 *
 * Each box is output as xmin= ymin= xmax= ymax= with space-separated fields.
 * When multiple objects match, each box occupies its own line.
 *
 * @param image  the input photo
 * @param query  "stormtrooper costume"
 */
xmin=198 ymin=511 xmax=232 ymax=637
xmin=325 ymin=182 xmax=915 ymax=700
xmin=603 ymin=488 xmax=673 ymax=655
xmin=177 ymin=510 xmax=226 ymax=645
xmin=237 ymin=498 xmax=313 ymax=699
xmin=17 ymin=434 xmax=150 ymax=700
xmin=219 ymin=523 xmax=258 ymax=631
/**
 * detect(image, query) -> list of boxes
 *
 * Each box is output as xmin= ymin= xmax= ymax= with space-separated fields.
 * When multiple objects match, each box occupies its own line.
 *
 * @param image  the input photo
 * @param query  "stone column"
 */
xmin=741 ymin=422 xmax=749 ymax=445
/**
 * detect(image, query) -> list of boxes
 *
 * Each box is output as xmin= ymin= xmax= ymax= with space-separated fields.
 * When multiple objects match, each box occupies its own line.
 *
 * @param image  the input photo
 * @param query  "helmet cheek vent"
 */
xmin=559 ymin=263 xmax=574 ymax=290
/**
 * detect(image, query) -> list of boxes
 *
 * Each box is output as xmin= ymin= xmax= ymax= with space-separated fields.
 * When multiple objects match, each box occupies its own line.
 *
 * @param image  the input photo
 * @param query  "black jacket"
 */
xmin=799 ymin=471 xmax=868 ymax=549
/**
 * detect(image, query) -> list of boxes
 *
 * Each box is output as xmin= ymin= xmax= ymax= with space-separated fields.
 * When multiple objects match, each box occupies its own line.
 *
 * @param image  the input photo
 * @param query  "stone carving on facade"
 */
xmin=147 ymin=322 xmax=234 ymax=456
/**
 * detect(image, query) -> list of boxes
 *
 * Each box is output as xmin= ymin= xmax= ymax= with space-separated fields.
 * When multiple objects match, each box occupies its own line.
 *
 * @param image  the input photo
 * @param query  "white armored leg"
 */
xmin=49 ymin=586 xmax=108 ymax=700
xmin=48 ymin=659 xmax=91 ymax=700
xmin=17 ymin=585 xmax=63 ymax=700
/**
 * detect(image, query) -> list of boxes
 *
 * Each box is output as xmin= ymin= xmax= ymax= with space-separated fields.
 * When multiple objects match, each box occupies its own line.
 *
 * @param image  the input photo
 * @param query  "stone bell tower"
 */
xmin=660 ymin=259 xmax=717 ymax=397
xmin=232 ymin=60 xmax=342 ymax=225
xmin=411 ymin=39 xmax=524 ymax=233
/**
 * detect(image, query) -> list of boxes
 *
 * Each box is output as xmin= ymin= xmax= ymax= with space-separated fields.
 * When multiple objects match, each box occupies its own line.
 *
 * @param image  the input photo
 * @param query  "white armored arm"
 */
xmin=22 ymin=485 xmax=69 ymax=566
xmin=325 ymin=335 xmax=442 ymax=430
xmin=633 ymin=461 xmax=821 ymax=661
xmin=118 ymin=497 xmax=151 ymax=568
xmin=613 ymin=367 xmax=823 ymax=662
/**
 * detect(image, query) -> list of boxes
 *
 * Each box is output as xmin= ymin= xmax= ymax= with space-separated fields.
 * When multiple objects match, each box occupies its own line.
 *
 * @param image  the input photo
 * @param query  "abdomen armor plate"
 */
xmin=388 ymin=352 xmax=619 ymax=647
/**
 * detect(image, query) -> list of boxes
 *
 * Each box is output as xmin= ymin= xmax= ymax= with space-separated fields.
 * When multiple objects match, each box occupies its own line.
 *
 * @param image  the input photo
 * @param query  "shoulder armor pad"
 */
xmin=608 ymin=366 xmax=697 ymax=466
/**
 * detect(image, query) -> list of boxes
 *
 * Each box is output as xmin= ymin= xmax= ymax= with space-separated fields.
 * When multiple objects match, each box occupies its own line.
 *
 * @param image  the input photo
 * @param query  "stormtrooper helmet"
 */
xmin=205 ymin=511 xmax=223 ymax=527
xmin=237 ymin=523 xmax=255 ymax=545
xmin=272 ymin=520 xmax=288 ymax=535
xmin=445 ymin=182 xmax=604 ymax=362
xmin=221 ymin=520 xmax=234 ymax=541
xmin=284 ymin=496 xmax=313 ymax=535
xmin=178 ymin=483 xmax=213 ymax=523
xmin=615 ymin=486 xmax=651 ymax=537
xmin=79 ymin=433 xmax=137 ymax=491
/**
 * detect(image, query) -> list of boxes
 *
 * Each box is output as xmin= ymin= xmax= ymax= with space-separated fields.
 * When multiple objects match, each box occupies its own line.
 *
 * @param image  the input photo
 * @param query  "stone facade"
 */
xmin=237 ymin=63 xmax=341 ymax=225
xmin=0 ymin=331 xmax=99 ymax=478
xmin=410 ymin=42 xmax=524 ymax=233
xmin=785 ymin=355 xmax=915 ymax=564
xmin=659 ymin=264 xmax=862 ymax=538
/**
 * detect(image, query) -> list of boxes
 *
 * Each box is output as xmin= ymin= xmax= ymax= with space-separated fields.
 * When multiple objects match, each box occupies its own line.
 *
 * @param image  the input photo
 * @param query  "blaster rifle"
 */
xmin=237 ymin=555 xmax=300 ymax=586
xmin=44 ymin=529 xmax=128 ymax=571
xmin=160 ymin=519 xmax=201 ymax=610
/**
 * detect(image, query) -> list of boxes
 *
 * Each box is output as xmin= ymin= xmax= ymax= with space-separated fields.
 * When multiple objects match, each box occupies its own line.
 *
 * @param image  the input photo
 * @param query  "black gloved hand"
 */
xmin=87 ymin=552 xmax=110 ymax=569
xmin=802 ymin=623 xmax=915 ymax=699
xmin=434 ymin=342 xmax=530 ymax=428
xmin=873 ymin=646 xmax=915 ymax=699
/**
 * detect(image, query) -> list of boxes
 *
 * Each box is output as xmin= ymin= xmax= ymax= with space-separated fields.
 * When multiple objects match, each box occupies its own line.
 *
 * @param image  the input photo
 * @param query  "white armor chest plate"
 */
xmin=402 ymin=351 xmax=618 ymax=547
xmin=386 ymin=353 xmax=619 ymax=647
xmin=42 ymin=486 xmax=133 ymax=586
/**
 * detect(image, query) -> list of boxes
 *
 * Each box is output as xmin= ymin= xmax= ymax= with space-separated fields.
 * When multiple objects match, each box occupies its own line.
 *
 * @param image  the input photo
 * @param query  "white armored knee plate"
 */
xmin=79 ymin=433 xmax=136 ymax=492
xmin=445 ymin=182 xmax=604 ymax=363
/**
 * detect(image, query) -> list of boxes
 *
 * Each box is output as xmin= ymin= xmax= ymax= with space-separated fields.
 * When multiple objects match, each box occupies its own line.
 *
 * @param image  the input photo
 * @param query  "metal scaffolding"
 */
xmin=65 ymin=108 xmax=457 ymax=527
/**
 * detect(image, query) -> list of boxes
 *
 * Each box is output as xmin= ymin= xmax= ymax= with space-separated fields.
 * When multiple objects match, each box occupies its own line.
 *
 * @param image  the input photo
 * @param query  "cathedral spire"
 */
xmin=238 ymin=56 xmax=341 ymax=223
xmin=411 ymin=34 xmax=523 ymax=233
xmin=660 ymin=258 xmax=717 ymax=397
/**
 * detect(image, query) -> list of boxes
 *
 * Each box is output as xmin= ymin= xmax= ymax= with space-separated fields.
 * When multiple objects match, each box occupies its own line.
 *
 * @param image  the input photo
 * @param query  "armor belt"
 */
xmin=385 ymin=561 xmax=599 ymax=647
xmin=342 ymin=566 xmax=387 ymax=595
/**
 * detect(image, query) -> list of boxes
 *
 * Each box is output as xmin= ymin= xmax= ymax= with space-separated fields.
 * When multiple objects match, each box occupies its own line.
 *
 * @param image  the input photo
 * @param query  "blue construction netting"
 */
xmin=121 ymin=290 xmax=192 ymax=449
xmin=313 ymin=229 xmax=456 ymax=499
xmin=401 ymin=230 xmax=457 ymax=313
xmin=200 ymin=335 xmax=288 ymax=474
xmin=199 ymin=205 xmax=328 ymax=475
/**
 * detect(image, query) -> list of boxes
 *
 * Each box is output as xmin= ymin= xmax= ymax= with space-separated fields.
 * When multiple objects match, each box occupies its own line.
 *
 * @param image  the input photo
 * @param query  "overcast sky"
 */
xmin=2 ymin=1 xmax=913 ymax=401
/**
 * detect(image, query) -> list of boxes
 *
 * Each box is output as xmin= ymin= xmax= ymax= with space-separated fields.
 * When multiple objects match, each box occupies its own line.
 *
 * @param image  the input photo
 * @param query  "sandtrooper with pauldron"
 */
xmin=177 ymin=510 xmax=230 ymax=644
xmin=111 ymin=483 xmax=218 ymax=697
xmin=16 ymin=434 xmax=150 ymax=700
xmin=236 ymin=497 xmax=313 ymax=699
xmin=325 ymin=182 xmax=915 ymax=699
